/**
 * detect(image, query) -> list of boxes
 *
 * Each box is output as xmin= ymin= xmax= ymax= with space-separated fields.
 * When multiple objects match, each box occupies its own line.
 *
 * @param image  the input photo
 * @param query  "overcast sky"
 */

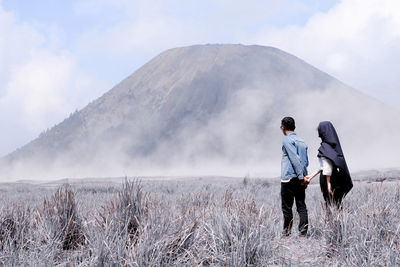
xmin=0 ymin=0 xmax=399 ymax=156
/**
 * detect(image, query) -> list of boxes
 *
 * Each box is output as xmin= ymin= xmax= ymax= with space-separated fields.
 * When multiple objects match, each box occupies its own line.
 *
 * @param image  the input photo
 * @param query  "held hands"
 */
xmin=301 ymin=176 xmax=311 ymax=186
xmin=301 ymin=170 xmax=320 ymax=186
xmin=301 ymin=175 xmax=333 ymax=195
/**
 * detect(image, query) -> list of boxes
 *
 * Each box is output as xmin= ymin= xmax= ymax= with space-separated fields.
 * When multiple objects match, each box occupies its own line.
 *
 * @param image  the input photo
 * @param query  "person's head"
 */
xmin=318 ymin=121 xmax=338 ymax=144
xmin=281 ymin=117 xmax=295 ymax=136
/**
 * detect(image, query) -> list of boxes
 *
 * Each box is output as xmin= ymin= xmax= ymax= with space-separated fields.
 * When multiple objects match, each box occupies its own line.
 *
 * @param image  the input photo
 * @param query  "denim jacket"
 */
xmin=281 ymin=132 xmax=308 ymax=181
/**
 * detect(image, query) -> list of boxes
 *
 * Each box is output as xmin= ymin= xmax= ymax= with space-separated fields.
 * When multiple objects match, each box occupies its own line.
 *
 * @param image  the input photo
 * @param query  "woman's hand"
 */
xmin=327 ymin=182 xmax=333 ymax=195
xmin=301 ymin=177 xmax=309 ymax=186
xmin=304 ymin=170 xmax=321 ymax=184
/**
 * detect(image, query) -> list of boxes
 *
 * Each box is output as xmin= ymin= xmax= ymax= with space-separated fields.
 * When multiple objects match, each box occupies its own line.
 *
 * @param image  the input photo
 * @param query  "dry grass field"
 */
xmin=0 ymin=176 xmax=399 ymax=266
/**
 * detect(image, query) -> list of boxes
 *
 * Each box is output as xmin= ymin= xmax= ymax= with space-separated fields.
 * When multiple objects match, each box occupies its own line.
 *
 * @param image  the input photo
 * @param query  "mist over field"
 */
xmin=1 ymin=44 xmax=399 ymax=180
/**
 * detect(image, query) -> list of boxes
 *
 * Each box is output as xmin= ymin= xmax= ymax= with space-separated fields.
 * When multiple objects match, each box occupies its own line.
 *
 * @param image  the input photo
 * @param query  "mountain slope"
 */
xmin=2 ymin=44 xmax=398 ymax=178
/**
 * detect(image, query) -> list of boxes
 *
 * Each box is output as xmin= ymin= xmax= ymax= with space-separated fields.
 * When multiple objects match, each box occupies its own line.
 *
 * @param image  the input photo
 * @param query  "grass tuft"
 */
xmin=43 ymin=184 xmax=86 ymax=250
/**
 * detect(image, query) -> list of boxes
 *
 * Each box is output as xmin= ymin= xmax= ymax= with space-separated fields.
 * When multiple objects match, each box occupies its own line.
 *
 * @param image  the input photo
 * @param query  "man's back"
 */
xmin=279 ymin=117 xmax=309 ymax=236
xmin=281 ymin=132 xmax=309 ymax=181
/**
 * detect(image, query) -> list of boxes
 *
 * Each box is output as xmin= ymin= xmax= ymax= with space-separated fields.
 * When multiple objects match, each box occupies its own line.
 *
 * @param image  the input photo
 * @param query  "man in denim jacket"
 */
xmin=280 ymin=117 xmax=309 ymax=236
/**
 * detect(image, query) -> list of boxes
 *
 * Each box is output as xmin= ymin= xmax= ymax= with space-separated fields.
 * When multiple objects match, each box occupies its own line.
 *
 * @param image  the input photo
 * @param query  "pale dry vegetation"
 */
xmin=0 ymin=177 xmax=399 ymax=266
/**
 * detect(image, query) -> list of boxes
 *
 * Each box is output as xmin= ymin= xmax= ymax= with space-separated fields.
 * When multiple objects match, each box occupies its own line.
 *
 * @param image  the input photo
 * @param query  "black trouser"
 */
xmin=281 ymin=178 xmax=308 ymax=236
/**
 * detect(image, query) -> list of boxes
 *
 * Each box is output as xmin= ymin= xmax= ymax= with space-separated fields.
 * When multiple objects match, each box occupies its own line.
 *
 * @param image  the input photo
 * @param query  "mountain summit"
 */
xmin=2 ymin=44 xmax=397 ymax=178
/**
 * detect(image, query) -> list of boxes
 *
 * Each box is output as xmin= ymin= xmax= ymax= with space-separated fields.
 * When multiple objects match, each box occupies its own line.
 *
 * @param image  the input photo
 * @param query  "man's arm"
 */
xmin=283 ymin=138 xmax=304 ymax=180
xmin=304 ymin=147 xmax=309 ymax=168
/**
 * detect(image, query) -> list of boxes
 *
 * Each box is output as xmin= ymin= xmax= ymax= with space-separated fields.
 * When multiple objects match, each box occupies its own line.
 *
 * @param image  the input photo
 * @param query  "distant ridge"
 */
xmin=2 ymin=44 xmax=397 ymax=178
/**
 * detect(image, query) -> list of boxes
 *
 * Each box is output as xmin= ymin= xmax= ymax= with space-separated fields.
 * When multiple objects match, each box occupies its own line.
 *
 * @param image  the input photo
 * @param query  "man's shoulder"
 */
xmin=282 ymin=135 xmax=296 ymax=147
xmin=295 ymin=135 xmax=306 ymax=143
xmin=285 ymin=133 xmax=307 ymax=146
xmin=291 ymin=132 xmax=306 ymax=143
xmin=282 ymin=135 xmax=293 ymax=143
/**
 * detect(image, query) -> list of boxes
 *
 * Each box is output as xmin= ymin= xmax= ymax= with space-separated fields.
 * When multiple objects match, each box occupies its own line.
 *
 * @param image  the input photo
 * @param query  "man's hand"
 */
xmin=301 ymin=177 xmax=309 ymax=186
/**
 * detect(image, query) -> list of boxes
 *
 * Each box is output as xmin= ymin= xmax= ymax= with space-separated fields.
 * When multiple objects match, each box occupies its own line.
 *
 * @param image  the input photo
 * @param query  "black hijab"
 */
xmin=317 ymin=121 xmax=353 ymax=194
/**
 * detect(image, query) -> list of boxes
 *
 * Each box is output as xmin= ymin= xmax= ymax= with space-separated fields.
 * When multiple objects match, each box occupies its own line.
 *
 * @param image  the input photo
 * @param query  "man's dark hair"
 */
xmin=281 ymin=117 xmax=296 ymax=131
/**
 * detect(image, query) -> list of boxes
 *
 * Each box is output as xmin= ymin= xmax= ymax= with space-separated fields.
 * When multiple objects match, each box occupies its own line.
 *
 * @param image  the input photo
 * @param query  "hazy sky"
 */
xmin=0 ymin=0 xmax=399 ymax=156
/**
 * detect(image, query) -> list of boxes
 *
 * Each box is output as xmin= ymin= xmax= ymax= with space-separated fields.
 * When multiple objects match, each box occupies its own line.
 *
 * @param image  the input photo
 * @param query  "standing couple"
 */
xmin=280 ymin=117 xmax=353 ymax=237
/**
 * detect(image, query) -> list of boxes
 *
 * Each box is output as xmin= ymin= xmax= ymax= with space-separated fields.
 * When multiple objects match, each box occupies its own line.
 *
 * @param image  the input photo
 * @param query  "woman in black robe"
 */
xmin=305 ymin=121 xmax=353 ymax=208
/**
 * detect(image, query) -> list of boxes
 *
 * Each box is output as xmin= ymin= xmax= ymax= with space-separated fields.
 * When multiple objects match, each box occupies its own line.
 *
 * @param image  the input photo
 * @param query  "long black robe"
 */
xmin=317 ymin=121 xmax=353 ymax=206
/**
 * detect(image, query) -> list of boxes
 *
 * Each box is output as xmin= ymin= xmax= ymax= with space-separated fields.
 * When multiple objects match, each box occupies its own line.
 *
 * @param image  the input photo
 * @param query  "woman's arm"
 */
xmin=326 ymin=175 xmax=333 ymax=195
xmin=320 ymin=157 xmax=334 ymax=195
xmin=305 ymin=170 xmax=321 ymax=183
xmin=305 ymin=170 xmax=334 ymax=195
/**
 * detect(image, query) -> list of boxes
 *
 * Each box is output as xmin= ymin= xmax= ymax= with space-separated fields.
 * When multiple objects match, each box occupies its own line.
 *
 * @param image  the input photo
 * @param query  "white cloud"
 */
xmin=0 ymin=4 xmax=107 ymax=155
xmin=0 ymin=6 xmax=42 ymax=94
xmin=248 ymin=0 xmax=400 ymax=105
xmin=74 ymin=0 xmax=314 ymax=60
xmin=4 ymin=51 xmax=87 ymax=131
